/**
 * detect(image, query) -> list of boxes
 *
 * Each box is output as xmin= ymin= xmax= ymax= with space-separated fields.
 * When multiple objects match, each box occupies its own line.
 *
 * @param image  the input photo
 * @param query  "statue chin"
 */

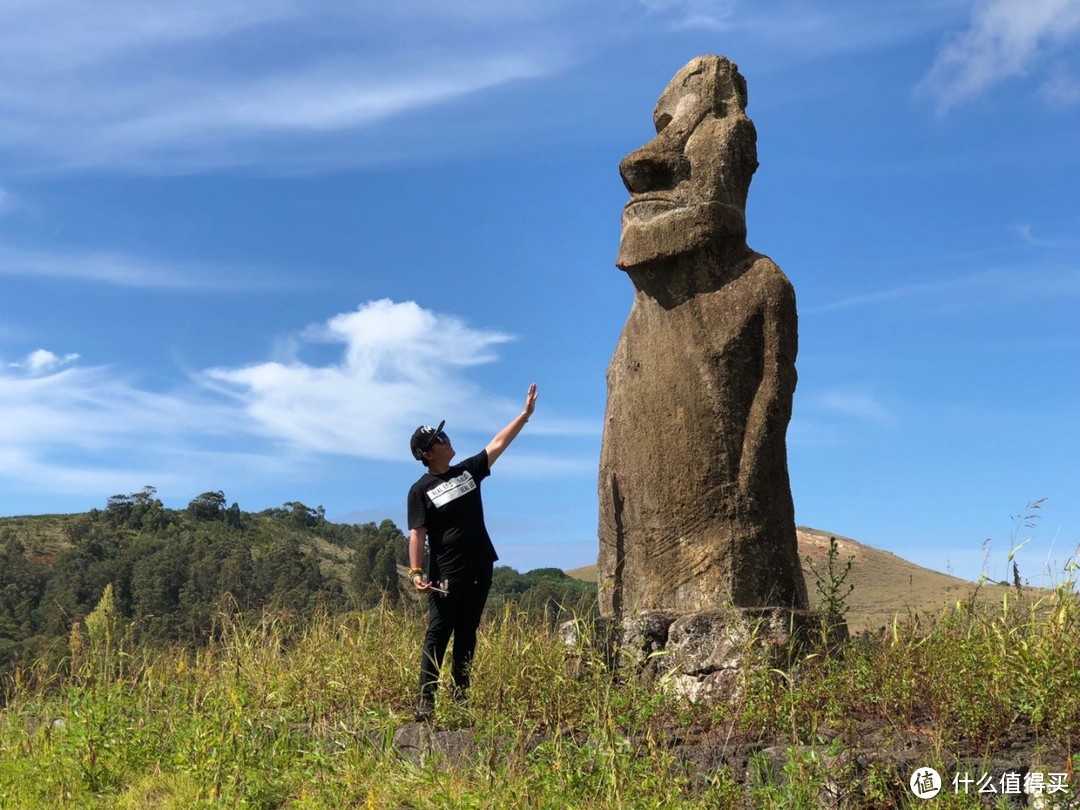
xmin=616 ymin=202 xmax=747 ymax=275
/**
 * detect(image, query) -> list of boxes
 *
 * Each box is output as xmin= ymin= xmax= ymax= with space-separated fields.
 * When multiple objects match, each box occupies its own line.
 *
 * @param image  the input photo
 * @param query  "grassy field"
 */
xmin=1 ymin=571 xmax=1079 ymax=809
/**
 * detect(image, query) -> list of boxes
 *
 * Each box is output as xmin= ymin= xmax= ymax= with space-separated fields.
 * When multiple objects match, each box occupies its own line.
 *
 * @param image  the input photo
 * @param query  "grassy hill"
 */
xmin=0 ymin=510 xmax=357 ymax=581
xmin=0 ymin=499 xmax=596 ymax=675
xmin=5 ymin=509 xmax=1021 ymax=635
xmin=566 ymin=526 xmax=1020 ymax=633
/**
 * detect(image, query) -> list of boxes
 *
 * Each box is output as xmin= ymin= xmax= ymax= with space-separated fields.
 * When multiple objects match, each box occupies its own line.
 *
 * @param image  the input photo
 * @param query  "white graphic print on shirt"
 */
xmin=427 ymin=471 xmax=476 ymax=508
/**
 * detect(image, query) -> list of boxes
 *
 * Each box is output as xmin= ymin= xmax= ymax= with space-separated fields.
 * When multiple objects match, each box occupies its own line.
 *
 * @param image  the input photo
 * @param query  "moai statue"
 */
xmin=598 ymin=55 xmax=808 ymax=623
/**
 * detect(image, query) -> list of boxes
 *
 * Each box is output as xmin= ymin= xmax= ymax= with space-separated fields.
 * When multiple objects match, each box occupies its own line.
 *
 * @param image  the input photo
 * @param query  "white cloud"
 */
xmin=918 ymin=0 xmax=1080 ymax=113
xmin=204 ymin=299 xmax=518 ymax=459
xmin=7 ymin=349 xmax=80 ymax=374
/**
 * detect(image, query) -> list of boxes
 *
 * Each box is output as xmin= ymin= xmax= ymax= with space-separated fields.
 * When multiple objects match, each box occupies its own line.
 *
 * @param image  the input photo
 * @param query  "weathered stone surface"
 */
xmin=592 ymin=606 xmax=822 ymax=702
xmin=598 ymin=55 xmax=808 ymax=619
xmin=616 ymin=610 xmax=677 ymax=671
xmin=391 ymin=723 xmax=482 ymax=767
xmin=666 ymin=607 xmax=818 ymax=674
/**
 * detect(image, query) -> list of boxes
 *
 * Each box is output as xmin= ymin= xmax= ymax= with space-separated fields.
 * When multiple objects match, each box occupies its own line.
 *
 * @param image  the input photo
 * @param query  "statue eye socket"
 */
xmin=654 ymin=113 xmax=672 ymax=134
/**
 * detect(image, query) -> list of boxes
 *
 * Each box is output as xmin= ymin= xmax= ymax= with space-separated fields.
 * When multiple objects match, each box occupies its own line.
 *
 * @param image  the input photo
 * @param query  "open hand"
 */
xmin=523 ymin=383 xmax=538 ymax=419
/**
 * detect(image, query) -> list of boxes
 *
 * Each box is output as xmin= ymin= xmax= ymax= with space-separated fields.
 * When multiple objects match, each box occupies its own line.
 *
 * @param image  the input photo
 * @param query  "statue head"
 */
xmin=616 ymin=56 xmax=759 ymax=277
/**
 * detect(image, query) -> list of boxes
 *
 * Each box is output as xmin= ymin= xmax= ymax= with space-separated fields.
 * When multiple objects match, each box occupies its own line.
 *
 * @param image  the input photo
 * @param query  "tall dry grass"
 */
xmin=1 ymin=558 xmax=1078 ymax=808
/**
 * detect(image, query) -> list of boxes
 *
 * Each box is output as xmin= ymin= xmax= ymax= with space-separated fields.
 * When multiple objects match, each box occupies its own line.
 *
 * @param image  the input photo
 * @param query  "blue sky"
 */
xmin=1 ymin=0 xmax=1077 ymax=586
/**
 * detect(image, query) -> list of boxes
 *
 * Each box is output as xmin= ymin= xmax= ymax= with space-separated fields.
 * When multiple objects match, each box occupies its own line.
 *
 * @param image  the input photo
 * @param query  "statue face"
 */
xmin=616 ymin=58 xmax=756 ymax=273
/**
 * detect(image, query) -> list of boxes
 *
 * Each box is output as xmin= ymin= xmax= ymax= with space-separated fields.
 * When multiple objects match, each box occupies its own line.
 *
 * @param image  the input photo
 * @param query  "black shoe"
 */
xmin=414 ymin=696 xmax=435 ymax=722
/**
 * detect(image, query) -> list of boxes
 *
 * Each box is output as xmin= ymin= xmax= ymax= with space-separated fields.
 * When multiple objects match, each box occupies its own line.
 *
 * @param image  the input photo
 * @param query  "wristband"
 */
xmin=409 ymin=567 xmax=424 ymax=578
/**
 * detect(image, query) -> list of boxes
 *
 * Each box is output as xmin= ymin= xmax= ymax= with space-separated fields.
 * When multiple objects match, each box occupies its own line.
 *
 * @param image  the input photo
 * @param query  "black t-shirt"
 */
xmin=407 ymin=450 xmax=498 ymax=583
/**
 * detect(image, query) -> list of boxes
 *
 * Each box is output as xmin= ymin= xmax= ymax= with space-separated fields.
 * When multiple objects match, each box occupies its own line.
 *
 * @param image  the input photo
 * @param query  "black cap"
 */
xmin=410 ymin=420 xmax=446 ymax=461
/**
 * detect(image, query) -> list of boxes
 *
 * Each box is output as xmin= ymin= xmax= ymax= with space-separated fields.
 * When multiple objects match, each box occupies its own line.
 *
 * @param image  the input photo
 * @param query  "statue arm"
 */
xmin=737 ymin=279 xmax=797 ymax=503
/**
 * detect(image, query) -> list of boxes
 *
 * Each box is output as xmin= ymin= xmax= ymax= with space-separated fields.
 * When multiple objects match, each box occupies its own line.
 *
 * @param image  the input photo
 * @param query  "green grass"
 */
xmin=2 ymin=576 xmax=1079 ymax=809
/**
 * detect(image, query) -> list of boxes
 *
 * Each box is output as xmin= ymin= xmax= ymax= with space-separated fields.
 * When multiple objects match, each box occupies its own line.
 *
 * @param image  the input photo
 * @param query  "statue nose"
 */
xmin=619 ymin=143 xmax=690 ymax=194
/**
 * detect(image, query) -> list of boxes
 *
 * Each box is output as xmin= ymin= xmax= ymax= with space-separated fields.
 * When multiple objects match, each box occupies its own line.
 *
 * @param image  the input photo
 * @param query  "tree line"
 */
xmin=0 ymin=488 xmax=596 ymax=674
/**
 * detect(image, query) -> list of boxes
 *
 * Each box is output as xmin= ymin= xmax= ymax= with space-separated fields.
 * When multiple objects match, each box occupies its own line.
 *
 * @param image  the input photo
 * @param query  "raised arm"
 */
xmin=485 ymin=383 xmax=538 ymax=467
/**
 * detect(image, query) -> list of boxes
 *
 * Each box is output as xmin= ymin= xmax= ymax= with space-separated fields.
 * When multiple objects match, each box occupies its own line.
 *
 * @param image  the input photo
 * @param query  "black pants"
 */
xmin=419 ymin=568 xmax=492 ymax=700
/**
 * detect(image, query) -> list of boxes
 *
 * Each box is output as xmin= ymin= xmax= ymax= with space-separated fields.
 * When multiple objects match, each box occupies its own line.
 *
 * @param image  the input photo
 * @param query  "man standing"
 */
xmin=407 ymin=383 xmax=538 ymax=721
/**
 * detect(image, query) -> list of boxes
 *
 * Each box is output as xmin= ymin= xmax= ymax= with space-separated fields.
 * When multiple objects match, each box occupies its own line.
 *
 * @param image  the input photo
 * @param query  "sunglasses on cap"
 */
xmin=416 ymin=418 xmax=448 ymax=455
xmin=421 ymin=430 xmax=449 ymax=453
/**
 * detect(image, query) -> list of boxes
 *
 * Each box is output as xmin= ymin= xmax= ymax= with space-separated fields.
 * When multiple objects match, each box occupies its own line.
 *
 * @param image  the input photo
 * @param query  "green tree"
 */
xmin=282 ymin=502 xmax=323 ymax=529
xmin=0 ymin=537 xmax=48 ymax=669
xmin=350 ymin=520 xmax=407 ymax=607
xmin=187 ymin=491 xmax=226 ymax=521
xmin=225 ymin=501 xmax=243 ymax=530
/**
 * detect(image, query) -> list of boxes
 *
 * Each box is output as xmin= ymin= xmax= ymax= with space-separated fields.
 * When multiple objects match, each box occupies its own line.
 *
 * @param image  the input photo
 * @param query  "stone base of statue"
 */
xmin=562 ymin=607 xmax=847 ymax=702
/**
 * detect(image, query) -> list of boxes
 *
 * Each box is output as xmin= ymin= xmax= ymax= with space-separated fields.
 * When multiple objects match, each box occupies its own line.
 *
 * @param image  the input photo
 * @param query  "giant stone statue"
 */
xmin=598 ymin=55 xmax=809 ymax=623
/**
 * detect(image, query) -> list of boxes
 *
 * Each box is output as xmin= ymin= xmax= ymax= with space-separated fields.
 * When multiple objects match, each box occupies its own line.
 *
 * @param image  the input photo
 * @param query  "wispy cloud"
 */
xmin=0 ymin=1 xmax=303 ymax=70
xmin=0 ymin=243 xmax=291 ymax=289
xmin=0 ymin=187 xmax=13 ymax=213
xmin=0 ymin=300 xmax=591 ymax=498
xmin=0 ymin=2 xmax=988 ymax=172
xmin=0 ymin=354 xmax=262 ymax=498
xmin=805 ymin=267 xmax=1080 ymax=314
xmin=918 ymin=0 xmax=1080 ymax=113
xmin=790 ymin=386 xmax=898 ymax=447
xmin=629 ymin=1 xmax=964 ymax=57
xmin=0 ymin=2 xmax=570 ymax=172
xmin=1010 ymin=223 xmax=1059 ymax=248
xmin=6 ymin=349 xmax=80 ymax=374
xmin=642 ymin=0 xmax=966 ymax=64
xmin=638 ymin=0 xmax=736 ymax=30
xmin=89 ymin=56 xmax=549 ymax=158
xmin=789 ymin=385 xmax=897 ymax=450
xmin=0 ymin=361 xmax=236 ymax=450
xmin=810 ymin=388 xmax=897 ymax=425
xmin=1042 ymin=63 xmax=1080 ymax=106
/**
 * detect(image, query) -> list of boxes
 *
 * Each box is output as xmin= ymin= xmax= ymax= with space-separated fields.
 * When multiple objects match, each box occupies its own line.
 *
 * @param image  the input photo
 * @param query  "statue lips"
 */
xmin=624 ymin=195 xmax=681 ymax=222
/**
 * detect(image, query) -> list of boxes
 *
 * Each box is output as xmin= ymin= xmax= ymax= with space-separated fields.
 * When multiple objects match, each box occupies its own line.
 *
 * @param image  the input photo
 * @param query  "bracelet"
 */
xmin=408 ymin=567 xmax=424 ymax=578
